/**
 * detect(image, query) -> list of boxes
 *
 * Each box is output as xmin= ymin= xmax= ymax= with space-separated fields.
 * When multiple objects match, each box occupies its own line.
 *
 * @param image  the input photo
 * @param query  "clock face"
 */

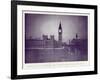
xmin=59 ymin=29 xmax=62 ymax=33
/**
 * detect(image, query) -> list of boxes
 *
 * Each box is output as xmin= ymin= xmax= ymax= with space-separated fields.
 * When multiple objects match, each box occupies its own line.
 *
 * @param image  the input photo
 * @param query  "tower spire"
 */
xmin=59 ymin=21 xmax=62 ymax=29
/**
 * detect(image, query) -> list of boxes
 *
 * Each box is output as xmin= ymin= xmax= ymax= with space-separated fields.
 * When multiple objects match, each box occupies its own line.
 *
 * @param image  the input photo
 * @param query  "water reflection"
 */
xmin=25 ymin=46 xmax=88 ymax=63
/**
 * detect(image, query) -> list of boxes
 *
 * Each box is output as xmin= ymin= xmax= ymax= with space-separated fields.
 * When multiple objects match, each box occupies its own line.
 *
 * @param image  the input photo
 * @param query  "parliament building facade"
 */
xmin=25 ymin=22 xmax=87 ymax=50
xmin=25 ymin=22 xmax=63 ymax=48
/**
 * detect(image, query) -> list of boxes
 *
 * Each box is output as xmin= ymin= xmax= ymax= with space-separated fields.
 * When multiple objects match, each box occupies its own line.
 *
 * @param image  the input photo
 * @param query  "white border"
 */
xmin=17 ymin=5 xmax=94 ymax=75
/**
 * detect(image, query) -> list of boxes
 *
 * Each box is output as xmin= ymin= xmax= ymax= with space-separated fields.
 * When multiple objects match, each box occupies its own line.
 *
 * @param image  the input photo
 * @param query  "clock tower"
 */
xmin=58 ymin=22 xmax=62 ymax=42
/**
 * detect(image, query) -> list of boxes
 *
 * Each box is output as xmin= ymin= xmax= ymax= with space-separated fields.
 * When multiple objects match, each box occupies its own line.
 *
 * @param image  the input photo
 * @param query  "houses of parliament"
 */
xmin=25 ymin=22 xmax=87 ymax=49
xmin=25 ymin=22 xmax=64 ymax=48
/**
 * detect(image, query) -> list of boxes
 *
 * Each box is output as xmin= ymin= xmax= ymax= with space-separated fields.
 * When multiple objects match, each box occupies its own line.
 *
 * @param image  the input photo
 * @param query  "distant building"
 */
xmin=69 ymin=34 xmax=88 ymax=51
xmin=42 ymin=35 xmax=55 ymax=48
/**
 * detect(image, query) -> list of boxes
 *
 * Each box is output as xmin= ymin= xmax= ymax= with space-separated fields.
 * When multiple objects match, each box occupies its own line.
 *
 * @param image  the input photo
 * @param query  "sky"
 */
xmin=25 ymin=13 xmax=88 ymax=42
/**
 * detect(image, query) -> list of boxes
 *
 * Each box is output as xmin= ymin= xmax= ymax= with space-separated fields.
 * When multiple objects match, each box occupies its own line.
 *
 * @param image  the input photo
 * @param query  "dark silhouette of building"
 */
xmin=25 ymin=22 xmax=63 ymax=48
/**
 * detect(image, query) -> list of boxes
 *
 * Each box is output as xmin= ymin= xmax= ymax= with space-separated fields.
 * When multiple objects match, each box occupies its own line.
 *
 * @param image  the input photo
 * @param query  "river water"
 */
xmin=25 ymin=47 xmax=88 ymax=63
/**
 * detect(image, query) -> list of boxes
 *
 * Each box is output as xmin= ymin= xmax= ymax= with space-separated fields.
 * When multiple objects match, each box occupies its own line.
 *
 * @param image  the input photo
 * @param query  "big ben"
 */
xmin=58 ymin=22 xmax=62 ymax=42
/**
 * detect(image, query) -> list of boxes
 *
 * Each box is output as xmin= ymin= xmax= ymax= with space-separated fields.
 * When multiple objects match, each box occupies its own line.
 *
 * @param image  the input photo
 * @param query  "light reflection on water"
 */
xmin=25 ymin=47 xmax=88 ymax=63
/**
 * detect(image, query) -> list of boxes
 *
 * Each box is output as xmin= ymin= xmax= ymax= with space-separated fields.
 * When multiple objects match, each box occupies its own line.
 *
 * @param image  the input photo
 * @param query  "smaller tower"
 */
xmin=76 ymin=33 xmax=78 ymax=39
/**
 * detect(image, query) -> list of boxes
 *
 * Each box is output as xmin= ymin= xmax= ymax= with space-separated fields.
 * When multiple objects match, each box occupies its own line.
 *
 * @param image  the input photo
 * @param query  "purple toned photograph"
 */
xmin=25 ymin=13 xmax=88 ymax=63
